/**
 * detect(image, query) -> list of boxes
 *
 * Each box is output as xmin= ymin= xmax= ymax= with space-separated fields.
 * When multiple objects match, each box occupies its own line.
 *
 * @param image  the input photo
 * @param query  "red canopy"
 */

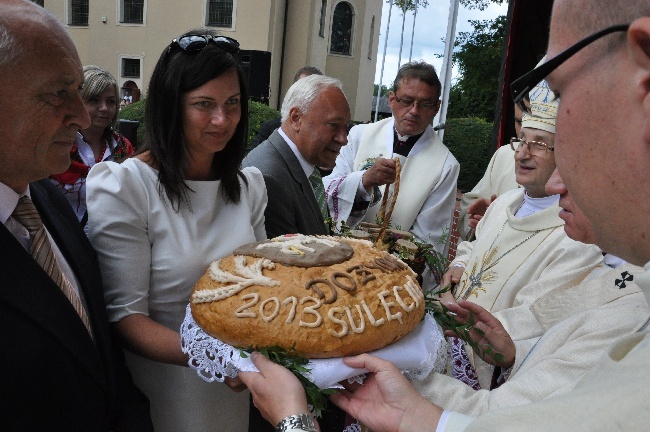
xmin=491 ymin=0 xmax=553 ymax=152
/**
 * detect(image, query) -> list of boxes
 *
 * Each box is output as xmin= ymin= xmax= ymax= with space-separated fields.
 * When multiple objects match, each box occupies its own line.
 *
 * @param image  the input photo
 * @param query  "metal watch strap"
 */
xmin=275 ymin=413 xmax=317 ymax=432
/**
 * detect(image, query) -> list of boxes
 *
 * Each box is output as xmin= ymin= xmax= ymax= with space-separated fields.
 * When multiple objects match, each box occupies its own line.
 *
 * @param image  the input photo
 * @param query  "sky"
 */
xmin=374 ymin=0 xmax=509 ymax=87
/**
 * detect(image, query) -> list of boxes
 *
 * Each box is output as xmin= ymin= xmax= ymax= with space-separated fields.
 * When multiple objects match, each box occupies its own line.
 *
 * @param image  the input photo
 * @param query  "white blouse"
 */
xmin=87 ymin=158 xmax=267 ymax=431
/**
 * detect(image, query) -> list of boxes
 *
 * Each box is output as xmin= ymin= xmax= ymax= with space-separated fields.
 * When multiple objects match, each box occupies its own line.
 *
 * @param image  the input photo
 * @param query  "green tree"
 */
xmin=374 ymin=83 xmax=390 ymax=96
xmin=247 ymin=100 xmax=280 ymax=144
xmin=388 ymin=1 xmax=430 ymax=67
xmin=447 ymin=15 xmax=506 ymax=122
xmin=443 ymin=117 xmax=493 ymax=192
xmin=459 ymin=0 xmax=506 ymax=10
xmin=119 ymin=99 xmax=146 ymax=146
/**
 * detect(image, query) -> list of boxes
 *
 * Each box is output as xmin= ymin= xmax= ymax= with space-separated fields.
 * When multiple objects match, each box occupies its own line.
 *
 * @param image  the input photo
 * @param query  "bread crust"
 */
xmin=191 ymin=236 xmax=425 ymax=358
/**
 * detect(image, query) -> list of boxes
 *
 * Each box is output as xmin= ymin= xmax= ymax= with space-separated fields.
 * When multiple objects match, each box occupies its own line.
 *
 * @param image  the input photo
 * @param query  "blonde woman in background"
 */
xmin=50 ymin=65 xmax=134 ymax=232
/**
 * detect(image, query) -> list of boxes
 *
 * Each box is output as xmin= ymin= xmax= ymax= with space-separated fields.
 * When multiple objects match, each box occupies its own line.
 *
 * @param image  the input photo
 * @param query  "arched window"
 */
xmin=330 ymin=2 xmax=353 ymax=55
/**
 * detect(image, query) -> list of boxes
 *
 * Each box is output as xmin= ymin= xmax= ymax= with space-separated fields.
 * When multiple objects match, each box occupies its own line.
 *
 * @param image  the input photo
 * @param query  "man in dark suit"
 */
xmin=0 ymin=2 xmax=152 ymax=430
xmin=244 ymin=74 xmax=351 ymax=239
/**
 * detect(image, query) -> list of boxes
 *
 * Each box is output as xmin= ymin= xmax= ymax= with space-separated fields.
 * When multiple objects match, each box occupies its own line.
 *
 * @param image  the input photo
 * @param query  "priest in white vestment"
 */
xmin=323 ymin=61 xmax=459 ymax=258
xmin=429 ymin=6 xmax=650 ymax=429
xmin=456 ymin=146 xmax=519 ymax=241
xmin=414 ymin=167 xmax=649 ymax=416
xmin=443 ymin=80 xmax=603 ymax=389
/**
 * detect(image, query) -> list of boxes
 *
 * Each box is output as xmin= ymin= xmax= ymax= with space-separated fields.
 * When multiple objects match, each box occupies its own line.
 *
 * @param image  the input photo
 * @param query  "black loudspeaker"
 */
xmin=117 ymin=119 xmax=139 ymax=149
xmin=239 ymin=50 xmax=271 ymax=105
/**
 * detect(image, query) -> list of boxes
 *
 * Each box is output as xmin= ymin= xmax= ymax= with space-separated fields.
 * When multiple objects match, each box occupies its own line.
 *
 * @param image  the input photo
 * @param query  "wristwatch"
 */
xmin=275 ymin=413 xmax=317 ymax=432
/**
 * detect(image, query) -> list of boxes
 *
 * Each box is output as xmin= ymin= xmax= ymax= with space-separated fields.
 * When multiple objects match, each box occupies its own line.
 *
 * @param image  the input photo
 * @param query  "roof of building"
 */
xmin=371 ymin=95 xmax=391 ymax=114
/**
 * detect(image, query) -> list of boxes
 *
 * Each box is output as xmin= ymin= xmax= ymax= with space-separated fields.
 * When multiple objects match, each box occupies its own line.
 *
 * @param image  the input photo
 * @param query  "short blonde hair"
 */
xmin=81 ymin=65 xmax=120 ymax=130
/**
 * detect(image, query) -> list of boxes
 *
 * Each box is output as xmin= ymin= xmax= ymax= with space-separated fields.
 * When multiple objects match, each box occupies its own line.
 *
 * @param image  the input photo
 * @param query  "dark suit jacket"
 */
xmin=0 ymin=180 xmax=152 ymax=432
xmin=243 ymin=130 xmax=329 ymax=238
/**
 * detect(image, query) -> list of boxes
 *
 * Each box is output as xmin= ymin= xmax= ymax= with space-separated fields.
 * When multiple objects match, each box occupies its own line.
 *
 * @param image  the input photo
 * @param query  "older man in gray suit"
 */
xmin=243 ymin=75 xmax=351 ymax=238
xmin=242 ymin=74 xmax=351 ymax=431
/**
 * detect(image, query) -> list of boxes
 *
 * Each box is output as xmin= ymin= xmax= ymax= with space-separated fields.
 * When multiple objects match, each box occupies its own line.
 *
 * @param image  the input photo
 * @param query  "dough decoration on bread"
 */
xmin=191 ymin=234 xmax=425 ymax=358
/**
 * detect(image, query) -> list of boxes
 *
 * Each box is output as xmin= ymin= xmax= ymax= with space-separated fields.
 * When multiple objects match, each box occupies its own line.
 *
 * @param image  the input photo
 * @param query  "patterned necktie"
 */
xmin=308 ymin=168 xmax=329 ymax=219
xmin=12 ymin=196 xmax=94 ymax=338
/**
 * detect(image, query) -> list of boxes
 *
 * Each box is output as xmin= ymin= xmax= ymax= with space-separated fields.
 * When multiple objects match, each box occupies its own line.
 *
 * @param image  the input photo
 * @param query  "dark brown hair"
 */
xmin=141 ymin=28 xmax=249 ymax=210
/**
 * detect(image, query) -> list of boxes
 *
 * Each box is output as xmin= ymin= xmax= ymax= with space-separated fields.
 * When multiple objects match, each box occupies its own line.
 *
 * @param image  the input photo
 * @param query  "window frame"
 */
xmin=120 ymin=57 xmax=141 ymax=80
xmin=68 ymin=0 xmax=89 ymax=27
xmin=367 ymin=15 xmax=375 ymax=60
xmin=319 ymin=0 xmax=327 ymax=38
xmin=205 ymin=0 xmax=237 ymax=30
xmin=329 ymin=1 xmax=354 ymax=57
xmin=118 ymin=0 xmax=147 ymax=26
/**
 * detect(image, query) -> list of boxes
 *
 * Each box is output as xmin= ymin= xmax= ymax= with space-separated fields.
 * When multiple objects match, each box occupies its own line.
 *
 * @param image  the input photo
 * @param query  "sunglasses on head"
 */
xmin=169 ymin=35 xmax=240 ymax=54
xmin=511 ymin=24 xmax=629 ymax=115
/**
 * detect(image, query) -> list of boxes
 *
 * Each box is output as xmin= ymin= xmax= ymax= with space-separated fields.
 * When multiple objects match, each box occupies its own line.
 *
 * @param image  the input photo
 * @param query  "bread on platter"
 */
xmin=190 ymin=234 xmax=425 ymax=358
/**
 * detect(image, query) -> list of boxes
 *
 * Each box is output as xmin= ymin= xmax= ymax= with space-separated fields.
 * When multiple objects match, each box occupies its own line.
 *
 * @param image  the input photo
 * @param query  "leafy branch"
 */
xmin=241 ymin=345 xmax=337 ymax=418
xmin=424 ymin=286 xmax=504 ymax=365
xmin=388 ymin=0 xmax=430 ymax=13
xmin=459 ymin=0 xmax=506 ymax=11
xmin=324 ymin=216 xmax=353 ymax=236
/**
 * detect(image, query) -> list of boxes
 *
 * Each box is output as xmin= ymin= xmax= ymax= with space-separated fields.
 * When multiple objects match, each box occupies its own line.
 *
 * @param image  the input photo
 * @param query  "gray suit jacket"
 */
xmin=243 ymin=130 xmax=328 ymax=238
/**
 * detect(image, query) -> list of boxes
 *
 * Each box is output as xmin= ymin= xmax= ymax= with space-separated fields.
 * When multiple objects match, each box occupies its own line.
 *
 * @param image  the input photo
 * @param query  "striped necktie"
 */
xmin=12 ymin=196 xmax=94 ymax=338
xmin=308 ymin=168 xmax=329 ymax=219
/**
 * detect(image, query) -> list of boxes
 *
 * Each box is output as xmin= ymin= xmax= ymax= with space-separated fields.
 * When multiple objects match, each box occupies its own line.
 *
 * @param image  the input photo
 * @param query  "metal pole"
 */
xmin=397 ymin=6 xmax=407 ymax=68
xmin=408 ymin=0 xmax=418 ymax=62
xmin=434 ymin=0 xmax=460 ymax=141
xmin=374 ymin=0 xmax=394 ymax=123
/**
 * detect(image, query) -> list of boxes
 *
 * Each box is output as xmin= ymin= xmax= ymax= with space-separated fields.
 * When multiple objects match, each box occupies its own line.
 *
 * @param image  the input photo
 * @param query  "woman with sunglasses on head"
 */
xmin=86 ymin=29 xmax=267 ymax=431
xmin=49 ymin=65 xmax=134 ymax=234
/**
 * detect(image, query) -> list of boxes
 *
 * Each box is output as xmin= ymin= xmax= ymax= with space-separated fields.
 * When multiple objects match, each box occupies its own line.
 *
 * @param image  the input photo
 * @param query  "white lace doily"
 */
xmin=180 ymin=304 xmax=448 ymax=389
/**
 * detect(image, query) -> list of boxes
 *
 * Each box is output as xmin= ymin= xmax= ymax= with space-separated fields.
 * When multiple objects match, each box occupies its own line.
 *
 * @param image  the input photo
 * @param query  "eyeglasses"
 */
xmin=510 ymin=137 xmax=554 ymax=155
xmin=169 ymin=35 xmax=240 ymax=54
xmin=511 ymin=24 xmax=629 ymax=114
xmin=393 ymin=94 xmax=438 ymax=111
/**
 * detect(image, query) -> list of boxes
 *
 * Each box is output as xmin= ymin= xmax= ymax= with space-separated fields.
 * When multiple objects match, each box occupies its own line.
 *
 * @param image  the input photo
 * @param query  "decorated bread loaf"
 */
xmin=190 ymin=234 xmax=425 ymax=358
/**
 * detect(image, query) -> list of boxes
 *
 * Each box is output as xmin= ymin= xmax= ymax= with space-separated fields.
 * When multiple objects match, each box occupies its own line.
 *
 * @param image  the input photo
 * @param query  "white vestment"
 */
xmin=415 ymin=262 xmax=648 ymax=417
xmin=323 ymin=118 xmax=459 ymax=256
xmin=452 ymin=188 xmax=604 ymax=387
xmin=442 ymin=263 xmax=650 ymax=431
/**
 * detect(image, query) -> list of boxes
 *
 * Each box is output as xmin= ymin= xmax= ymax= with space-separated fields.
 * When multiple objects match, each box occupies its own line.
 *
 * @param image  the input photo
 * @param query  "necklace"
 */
xmin=461 ymin=216 xmax=542 ymax=300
